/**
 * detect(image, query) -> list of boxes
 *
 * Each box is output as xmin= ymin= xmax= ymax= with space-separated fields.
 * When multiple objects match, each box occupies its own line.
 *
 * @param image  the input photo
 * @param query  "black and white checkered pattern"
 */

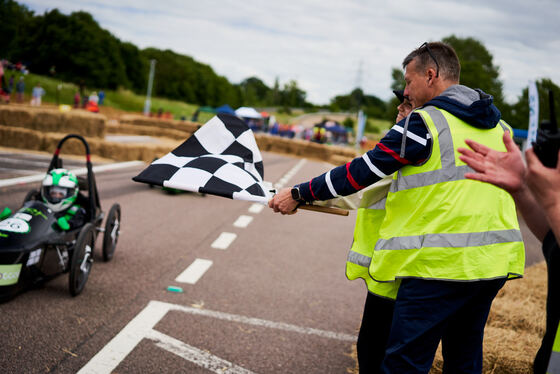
xmin=133 ymin=114 xmax=270 ymax=203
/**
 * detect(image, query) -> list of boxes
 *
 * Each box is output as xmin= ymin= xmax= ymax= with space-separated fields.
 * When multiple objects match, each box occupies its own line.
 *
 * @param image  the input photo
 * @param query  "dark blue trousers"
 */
xmin=381 ymin=277 xmax=506 ymax=374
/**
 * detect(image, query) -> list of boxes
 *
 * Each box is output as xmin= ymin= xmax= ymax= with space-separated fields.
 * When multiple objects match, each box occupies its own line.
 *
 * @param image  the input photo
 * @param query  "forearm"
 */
xmin=511 ymin=185 xmax=549 ymax=242
xmin=543 ymin=202 xmax=560 ymax=245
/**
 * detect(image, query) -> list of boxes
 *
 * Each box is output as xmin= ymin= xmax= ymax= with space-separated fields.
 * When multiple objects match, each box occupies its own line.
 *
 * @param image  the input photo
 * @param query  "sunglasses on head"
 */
xmin=419 ymin=42 xmax=439 ymax=78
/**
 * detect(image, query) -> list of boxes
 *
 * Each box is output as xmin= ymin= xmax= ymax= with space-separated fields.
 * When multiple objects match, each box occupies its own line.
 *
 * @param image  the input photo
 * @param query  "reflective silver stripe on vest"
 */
xmin=347 ymin=250 xmax=372 ymax=267
xmin=368 ymin=197 xmax=387 ymax=210
xmin=390 ymin=106 xmax=466 ymax=193
xmin=498 ymin=120 xmax=508 ymax=132
xmin=390 ymin=164 xmax=473 ymax=192
xmin=547 ymin=350 xmax=560 ymax=373
xmin=374 ymin=229 xmax=523 ymax=251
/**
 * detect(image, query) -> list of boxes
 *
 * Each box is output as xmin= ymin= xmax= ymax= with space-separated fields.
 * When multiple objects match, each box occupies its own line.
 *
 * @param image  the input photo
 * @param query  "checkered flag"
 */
xmin=133 ymin=114 xmax=271 ymax=203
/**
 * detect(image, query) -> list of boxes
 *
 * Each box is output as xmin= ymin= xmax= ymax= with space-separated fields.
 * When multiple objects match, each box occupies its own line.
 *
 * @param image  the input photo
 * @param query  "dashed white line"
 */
xmin=175 ymin=259 xmax=213 ymax=284
xmin=233 ymin=215 xmax=253 ymax=228
xmin=274 ymin=159 xmax=306 ymax=189
xmin=248 ymin=203 xmax=265 ymax=214
xmin=211 ymin=232 xmax=237 ymax=250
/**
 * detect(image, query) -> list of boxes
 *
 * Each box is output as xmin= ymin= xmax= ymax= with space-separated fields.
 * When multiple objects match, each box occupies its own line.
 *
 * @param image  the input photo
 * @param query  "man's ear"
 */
xmin=427 ymin=69 xmax=435 ymax=85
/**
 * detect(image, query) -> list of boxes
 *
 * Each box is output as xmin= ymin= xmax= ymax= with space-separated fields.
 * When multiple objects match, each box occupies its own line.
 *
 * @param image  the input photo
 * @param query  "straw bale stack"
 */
xmin=0 ymin=106 xmax=106 ymax=138
xmin=106 ymin=121 xmax=191 ymax=140
xmin=0 ymin=126 xmax=45 ymax=151
xmin=119 ymin=114 xmax=200 ymax=133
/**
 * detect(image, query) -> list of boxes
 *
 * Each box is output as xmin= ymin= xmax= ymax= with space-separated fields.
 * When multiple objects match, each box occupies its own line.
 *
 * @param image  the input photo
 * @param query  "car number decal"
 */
xmin=0 ymin=218 xmax=31 ymax=233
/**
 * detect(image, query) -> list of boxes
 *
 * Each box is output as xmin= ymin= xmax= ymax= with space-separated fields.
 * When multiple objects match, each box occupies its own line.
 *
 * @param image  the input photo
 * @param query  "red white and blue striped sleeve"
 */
xmin=296 ymin=113 xmax=431 ymax=202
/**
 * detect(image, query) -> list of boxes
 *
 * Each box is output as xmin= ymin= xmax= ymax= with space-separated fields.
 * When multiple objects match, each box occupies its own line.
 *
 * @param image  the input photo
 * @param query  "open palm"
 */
xmin=458 ymin=132 xmax=526 ymax=194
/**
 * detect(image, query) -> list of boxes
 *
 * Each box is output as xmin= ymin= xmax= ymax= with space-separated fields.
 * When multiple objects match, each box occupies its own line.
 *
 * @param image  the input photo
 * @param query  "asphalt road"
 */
xmin=0 ymin=150 xmax=544 ymax=374
xmin=0 ymin=151 xmax=364 ymax=374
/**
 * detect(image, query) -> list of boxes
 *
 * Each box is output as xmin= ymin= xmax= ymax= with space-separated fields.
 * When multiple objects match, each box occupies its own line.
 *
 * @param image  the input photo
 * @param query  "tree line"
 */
xmin=0 ymin=0 xmax=309 ymax=110
xmin=1 ymin=0 xmax=558 ymax=129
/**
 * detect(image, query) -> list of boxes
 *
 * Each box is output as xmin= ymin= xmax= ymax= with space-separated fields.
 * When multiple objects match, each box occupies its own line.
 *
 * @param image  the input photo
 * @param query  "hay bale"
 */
xmin=0 ymin=126 xmax=45 ymax=151
xmin=119 ymin=114 xmax=200 ymax=133
xmin=30 ymin=108 xmax=63 ymax=132
xmin=60 ymin=110 xmax=106 ymax=138
xmin=0 ymin=106 xmax=35 ymax=127
xmin=107 ymin=122 xmax=190 ymax=140
xmin=329 ymin=154 xmax=354 ymax=165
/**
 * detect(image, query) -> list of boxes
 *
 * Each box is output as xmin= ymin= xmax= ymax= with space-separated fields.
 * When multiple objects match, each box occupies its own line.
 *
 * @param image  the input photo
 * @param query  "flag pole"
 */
xmin=298 ymin=204 xmax=349 ymax=216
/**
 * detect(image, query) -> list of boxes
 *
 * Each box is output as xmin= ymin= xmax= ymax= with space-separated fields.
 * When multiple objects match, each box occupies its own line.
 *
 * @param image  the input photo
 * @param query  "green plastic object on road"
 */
xmin=166 ymin=286 xmax=183 ymax=293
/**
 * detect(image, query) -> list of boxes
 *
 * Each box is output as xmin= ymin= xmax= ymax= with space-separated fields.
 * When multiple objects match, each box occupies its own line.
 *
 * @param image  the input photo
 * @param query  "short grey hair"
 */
xmin=402 ymin=42 xmax=460 ymax=82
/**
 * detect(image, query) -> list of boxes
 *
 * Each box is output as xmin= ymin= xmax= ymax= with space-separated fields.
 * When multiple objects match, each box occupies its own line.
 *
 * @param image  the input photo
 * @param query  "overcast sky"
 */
xmin=22 ymin=0 xmax=560 ymax=105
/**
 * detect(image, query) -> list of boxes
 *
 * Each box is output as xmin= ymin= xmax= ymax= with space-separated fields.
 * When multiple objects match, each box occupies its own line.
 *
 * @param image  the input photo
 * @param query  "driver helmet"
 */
xmin=41 ymin=168 xmax=79 ymax=212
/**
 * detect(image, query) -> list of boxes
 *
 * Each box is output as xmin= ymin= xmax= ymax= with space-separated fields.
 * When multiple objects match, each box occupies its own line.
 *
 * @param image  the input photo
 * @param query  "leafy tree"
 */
xmin=507 ymin=79 xmax=560 ymax=129
xmin=443 ymin=35 xmax=505 ymax=108
xmin=0 ymin=0 xmax=34 ymax=58
xmin=281 ymin=80 xmax=307 ymax=108
xmin=239 ymin=77 xmax=270 ymax=106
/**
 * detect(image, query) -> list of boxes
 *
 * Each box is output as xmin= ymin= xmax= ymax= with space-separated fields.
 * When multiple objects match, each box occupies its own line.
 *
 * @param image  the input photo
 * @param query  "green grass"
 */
xmin=10 ymin=73 xmax=389 ymax=135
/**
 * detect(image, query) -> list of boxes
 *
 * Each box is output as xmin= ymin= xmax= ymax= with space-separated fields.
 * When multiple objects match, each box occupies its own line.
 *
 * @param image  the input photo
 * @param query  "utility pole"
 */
xmin=143 ymin=59 xmax=156 ymax=116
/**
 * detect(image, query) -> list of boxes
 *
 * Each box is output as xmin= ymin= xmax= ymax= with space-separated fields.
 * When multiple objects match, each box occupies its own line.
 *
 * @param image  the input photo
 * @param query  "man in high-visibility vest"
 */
xmin=269 ymin=41 xmax=524 ymax=373
xmin=458 ymin=121 xmax=560 ymax=374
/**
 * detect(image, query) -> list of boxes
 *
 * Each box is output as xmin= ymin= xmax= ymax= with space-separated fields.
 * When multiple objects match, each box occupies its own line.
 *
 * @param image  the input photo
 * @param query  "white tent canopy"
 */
xmin=235 ymin=107 xmax=262 ymax=119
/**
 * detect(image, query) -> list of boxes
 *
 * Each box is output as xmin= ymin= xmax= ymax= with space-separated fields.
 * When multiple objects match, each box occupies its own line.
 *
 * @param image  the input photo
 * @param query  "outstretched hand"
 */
xmin=268 ymin=187 xmax=299 ymax=215
xmin=525 ymin=147 xmax=560 ymax=212
xmin=457 ymin=131 xmax=526 ymax=194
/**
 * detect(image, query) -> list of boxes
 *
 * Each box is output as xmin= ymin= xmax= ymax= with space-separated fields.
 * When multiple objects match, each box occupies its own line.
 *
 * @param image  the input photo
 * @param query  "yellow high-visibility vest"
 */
xmin=369 ymin=106 xmax=525 ymax=282
xmin=345 ymin=177 xmax=400 ymax=299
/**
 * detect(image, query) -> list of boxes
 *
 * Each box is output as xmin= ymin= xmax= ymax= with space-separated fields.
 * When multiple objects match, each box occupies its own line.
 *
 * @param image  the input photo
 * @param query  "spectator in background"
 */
xmin=85 ymin=92 xmax=99 ymax=113
xmin=8 ymin=75 xmax=14 ymax=95
xmin=30 ymin=83 xmax=45 ymax=106
xmin=73 ymin=92 xmax=81 ymax=108
xmin=98 ymin=90 xmax=105 ymax=106
xmin=16 ymin=77 xmax=25 ymax=103
xmin=89 ymin=91 xmax=99 ymax=104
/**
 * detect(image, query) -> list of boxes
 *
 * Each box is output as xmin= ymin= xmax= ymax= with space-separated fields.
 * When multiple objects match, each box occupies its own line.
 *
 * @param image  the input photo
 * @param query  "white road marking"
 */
xmin=274 ymin=159 xmax=306 ymax=189
xmin=211 ymin=232 xmax=237 ymax=250
xmin=248 ymin=203 xmax=264 ymax=214
xmin=77 ymin=300 xmax=170 ymax=374
xmin=233 ymin=215 xmax=253 ymax=228
xmin=175 ymin=259 xmax=213 ymax=284
xmin=148 ymin=329 xmax=256 ymax=374
xmin=0 ymin=160 xmax=145 ymax=187
xmin=78 ymin=300 xmax=356 ymax=374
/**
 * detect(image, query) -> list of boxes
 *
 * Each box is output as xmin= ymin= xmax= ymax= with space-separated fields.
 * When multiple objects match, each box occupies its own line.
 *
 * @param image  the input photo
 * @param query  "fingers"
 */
xmin=503 ymin=131 xmax=517 ymax=153
xmin=459 ymin=153 xmax=487 ymax=173
xmin=463 ymin=172 xmax=492 ymax=183
xmin=526 ymin=148 xmax=542 ymax=170
xmin=464 ymin=139 xmax=491 ymax=156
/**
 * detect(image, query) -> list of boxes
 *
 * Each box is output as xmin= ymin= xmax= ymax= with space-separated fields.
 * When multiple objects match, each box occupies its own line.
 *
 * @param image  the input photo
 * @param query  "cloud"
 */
xmin=21 ymin=0 xmax=560 ymax=105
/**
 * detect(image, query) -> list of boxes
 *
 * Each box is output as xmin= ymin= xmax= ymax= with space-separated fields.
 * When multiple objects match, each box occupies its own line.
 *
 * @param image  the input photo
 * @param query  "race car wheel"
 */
xmin=23 ymin=189 xmax=40 ymax=205
xmin=69 ymin=223 xmax=95 ymax=296
xmin=102 ymin=204 xmax=121 ymax=262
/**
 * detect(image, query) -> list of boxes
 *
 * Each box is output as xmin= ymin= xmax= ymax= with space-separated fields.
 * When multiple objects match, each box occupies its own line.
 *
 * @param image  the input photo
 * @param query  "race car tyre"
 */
xmin=69 ymin=223 xmax=95 ymax=296
xmin=23 ymin=189 xmax=40 ymax=205
xmin=102 ymin=204 xmax=121 ymax=262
